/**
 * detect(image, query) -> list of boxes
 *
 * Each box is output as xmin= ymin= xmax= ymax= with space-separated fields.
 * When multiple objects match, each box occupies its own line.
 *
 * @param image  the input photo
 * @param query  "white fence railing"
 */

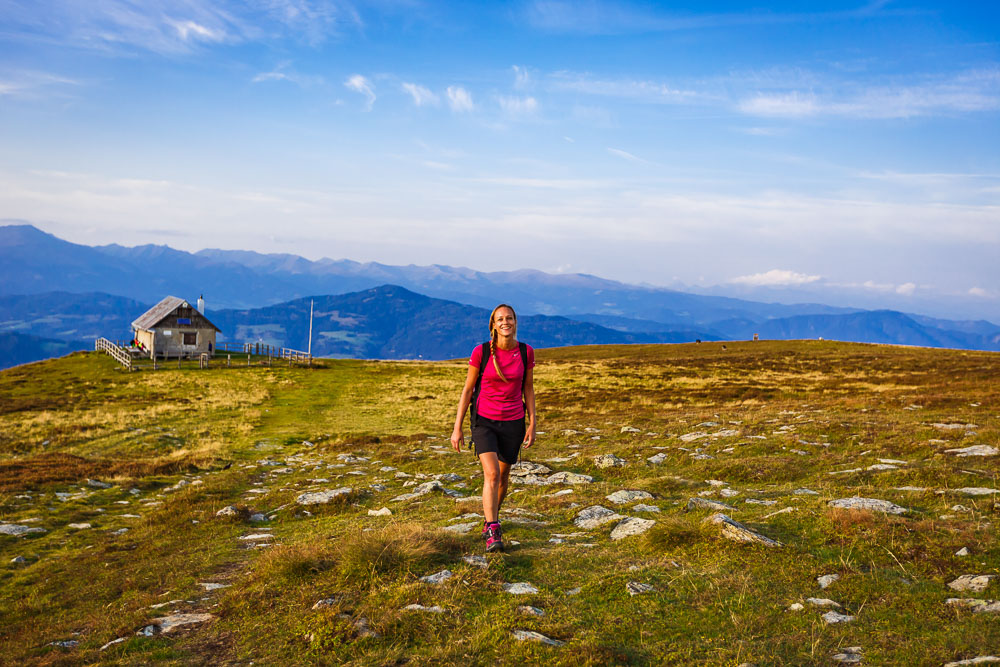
xmin=95 ymin=337 xmax=132 ymax=371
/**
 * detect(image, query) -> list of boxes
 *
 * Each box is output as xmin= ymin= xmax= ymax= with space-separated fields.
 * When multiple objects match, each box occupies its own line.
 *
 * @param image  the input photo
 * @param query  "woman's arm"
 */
xmin=451 ymin=364 xmax=480 ymax=452
xmin=522 ymin=366 xmax=536 ymax=448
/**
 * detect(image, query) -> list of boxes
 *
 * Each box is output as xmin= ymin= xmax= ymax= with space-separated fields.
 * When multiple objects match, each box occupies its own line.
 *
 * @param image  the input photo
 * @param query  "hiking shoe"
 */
xmin=485 ymin=523 xmax=504 ymax=553
xmin=482 ymin=520 xmax=491 ymax=541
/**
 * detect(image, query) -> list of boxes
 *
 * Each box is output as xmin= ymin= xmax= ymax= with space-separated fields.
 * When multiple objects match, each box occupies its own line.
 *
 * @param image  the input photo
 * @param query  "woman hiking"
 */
xmin=451 ymin=304 xmax=536 ymax=553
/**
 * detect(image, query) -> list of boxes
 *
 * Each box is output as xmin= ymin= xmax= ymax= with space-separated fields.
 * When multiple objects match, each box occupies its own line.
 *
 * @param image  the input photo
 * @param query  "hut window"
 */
xmin=183 ymin=332 xmax=197 ymax=345
xmin=177 ymin=317 xmax=191 ymax=325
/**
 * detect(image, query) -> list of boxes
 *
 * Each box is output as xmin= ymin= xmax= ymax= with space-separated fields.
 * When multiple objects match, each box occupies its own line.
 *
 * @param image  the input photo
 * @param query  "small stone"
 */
xmin=86 ymin=479 xmax=112 ymax=489
xmin=946 ymin=598 xmax=1000 ymax=613
xmin=49 ymin=640 xmax=79 ymax=648
xmin=67 ymin=523 xmax=92 ymax=530
xmin=948 ymin=575 xmax=996 ymax=593
xmin=626 ymin=581 xmax=654 ymax=595
xmin=828 ymin=497 xmax=907 ymax=515
xmin=502 ymin=582 xmax=539 ymax=595
xmin=822 ymin=610 xmax=855 ymax=624
xmin=312 ymin=597 xmax=341 ymax=609
xmin=462 ymin=555 xmax=488 ymax=569
xmin=10 ymin=556 xmax=27 ymax=564
xmin=792 ymin=488 xmax=819 ymax=495
xmin=594 ymin=454 xmax=627 ymax=468
xmin=686 ymin=497 xmax=736 ymax=512
xmin=518 ymin=605 xmax=545 ymax=616
xmin=368 ymin=507 xmax=392 ymax=516
xmin=250 ymin=513 xmax=268 ymax=522
xmin=745 ymin=499 xmax=777 ymax=506
xmin=807 ymin=598 xmax=842 ymax=608
xmin=956 ymin=547 xmax=970 ymax=557
xmin=510 ymin=461 xmax=551 ymax=476
xmin=392 ymin=480 xmax=464 ymax=502
xmin=547 ymin=471 xmax=593 ymax=485
xmin=945 ymin=445 xmax=998 ymax=457
xmin=198 ymin=582 xmax=230 ymax=591
xmin=705 ymin=513 xmax=781 ymax=546
xmin=818 ymin=574 xmax=840 ymax=589
xmin=647 ymin=453 xmax=667 ymax=464
xmin=832 ymin=646 xmax=863 ymax=664
xmin=955 ymin=487 xmax=1000 ymax=496
xmin=403 ymin=604 xmax=445 ymax=613
xmin=296 ymin=487 xmax=353 ymax=505
xmin=611 ymin=517 xmax=656 ymax=540
xmin=442 ymin=522 xmax=480 ymax=534
xmin=419 ymin=570 xmax=453 ymax=585
xmin=632 ymin=504 xmax=661 ymax=512
xmin=511 ymin=630 xmax=564 ymax=646
xmin=606 ymin=490 xmax=653 ymax=505
xmin=943 ymin=657 xmax=1000 ymax=667
xmin=565 ymin=587 xmax=581 ymax=596
xmin=787 ymin=603 xmax=804 ymax=611
xmin=545 ymin=489 xmax=575 ymax=498
xmin=100 ymin=637 xmax=127 ymax=651
xmin=573 ymin=506 xmax=625 ymax=529
xmin=239 ymin=533 xmax=273 ymax=541
xmin=621 ymin=426 xmax=641 ymax=433
xmin=0 ymin=524 xmax=46 ymax=536
xmin=150 ymin=613 xmax=214 ymax=633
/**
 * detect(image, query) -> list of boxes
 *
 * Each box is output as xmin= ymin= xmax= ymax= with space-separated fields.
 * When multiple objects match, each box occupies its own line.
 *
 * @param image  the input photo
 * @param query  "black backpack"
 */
xmin=468 ymin=341 xmax=529 ymax=437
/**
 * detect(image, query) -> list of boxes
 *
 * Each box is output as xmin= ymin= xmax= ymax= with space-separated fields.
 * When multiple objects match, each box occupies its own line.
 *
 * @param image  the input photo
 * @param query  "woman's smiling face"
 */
xmin=492 ymin=307 xmax=516 ymax=338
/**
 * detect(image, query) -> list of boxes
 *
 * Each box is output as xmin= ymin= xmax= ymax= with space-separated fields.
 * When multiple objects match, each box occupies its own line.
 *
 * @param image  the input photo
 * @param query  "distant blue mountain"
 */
xmin=0 ymin=332 xmax=90 ymax=370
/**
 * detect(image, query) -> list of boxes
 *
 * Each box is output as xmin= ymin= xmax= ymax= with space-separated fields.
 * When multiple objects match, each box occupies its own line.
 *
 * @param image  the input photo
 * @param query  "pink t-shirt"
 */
xmin=470 ymin=343 xmax=535 ymax=421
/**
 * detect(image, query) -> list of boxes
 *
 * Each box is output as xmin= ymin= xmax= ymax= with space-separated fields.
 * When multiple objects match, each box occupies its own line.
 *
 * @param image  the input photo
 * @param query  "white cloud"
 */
xmin=729 ymin=269 xmax=822 ymax=286
xmin=0 ymin=70 xmax=80 ymax=98
xmin=252 ymin=62 xmax=321 ymax=86
xmin=738 ymin=92 xmax=819 ymax=117
xmin=446 ymin=86 xmax=474 ymax=112
xmin=513 ymin=65 xmax=532 ymax=89
xmin=170 ymin=19 xmax=225 ymax=42
xmin=896 ymin=282 xmax=916 ymax=295
xmin=550 ymin=73 xmax=702 ymax=104
xmin=497 ymin=95 xmax=538 ymax=114
xmin=969 ymin=286 xmax=990 ymax=297
xmin=607 ymin=147 xmax=647 ymax=163
xmin=401 ymin=82 xmax=439 ymax=106
xmin=344 ymin=74 xmax=375 ymax=110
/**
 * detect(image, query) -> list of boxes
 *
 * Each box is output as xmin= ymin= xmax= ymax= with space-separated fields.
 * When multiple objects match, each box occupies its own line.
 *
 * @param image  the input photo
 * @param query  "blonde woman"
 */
xmin=451 ymin=304 xmax=536 ymax=552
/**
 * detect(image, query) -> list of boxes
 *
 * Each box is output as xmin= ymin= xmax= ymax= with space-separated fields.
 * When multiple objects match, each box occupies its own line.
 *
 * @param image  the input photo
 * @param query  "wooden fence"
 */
xmin=95 ymin=337 xmax=132 ymax=371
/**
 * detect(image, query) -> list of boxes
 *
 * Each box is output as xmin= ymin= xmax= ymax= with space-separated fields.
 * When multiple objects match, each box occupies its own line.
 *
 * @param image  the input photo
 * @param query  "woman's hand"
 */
xmin=450 ymin=426 xmax=464 ymax=452
xmin=523 ymin=422 xmax=536 ymax=449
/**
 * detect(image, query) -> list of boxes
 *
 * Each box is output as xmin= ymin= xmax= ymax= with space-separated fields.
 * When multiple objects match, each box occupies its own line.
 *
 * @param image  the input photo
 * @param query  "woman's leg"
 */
xmin=479 ymin=452 xmax=501 ymax=523
xmin=496 ymin=460 xmax=512 ymax=515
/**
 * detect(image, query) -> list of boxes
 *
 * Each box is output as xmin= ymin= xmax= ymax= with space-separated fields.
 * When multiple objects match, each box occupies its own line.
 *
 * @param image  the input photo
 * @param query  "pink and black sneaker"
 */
xmin=485 ymin=522 xmax=504 ymax=553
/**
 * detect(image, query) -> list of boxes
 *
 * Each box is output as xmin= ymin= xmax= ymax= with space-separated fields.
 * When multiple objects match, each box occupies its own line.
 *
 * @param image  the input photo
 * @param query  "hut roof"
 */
xmin=132 ymin=296 xmax=221 ymax=332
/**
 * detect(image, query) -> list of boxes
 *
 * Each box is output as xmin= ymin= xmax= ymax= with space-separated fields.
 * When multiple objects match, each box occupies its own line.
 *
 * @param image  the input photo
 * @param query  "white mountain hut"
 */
xmin=132 ymin=295 xmax=221 ymax=360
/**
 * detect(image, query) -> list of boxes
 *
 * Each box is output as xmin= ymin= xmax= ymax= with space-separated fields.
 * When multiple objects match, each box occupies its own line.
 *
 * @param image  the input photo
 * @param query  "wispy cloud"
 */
xmin=344 ymin=74 xmax=375 ymax=110
xmin=730 ymin=269 xmax=822 ymax=286
xmin=497 ymin=95 xmax=538 ymax=115
xmin=446 ymin=86 xmax=474 ymax=112
xmin=0 ymin=69 xmax=81 ymax=99
xmin=550 ymin=72 xmax=703 ymax=104
xmin=401 ymin=82 xmax=439 ymax=106
xmin=252 ymin=61 xmax=322 ymax=86
xmin=512 ymin=65 xmax=532 ymax=89
xmin=607 ymin=147 xmax=648 ymax=164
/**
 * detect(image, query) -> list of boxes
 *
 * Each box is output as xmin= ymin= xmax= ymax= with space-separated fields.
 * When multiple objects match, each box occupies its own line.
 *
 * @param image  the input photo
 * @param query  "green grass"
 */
xmin=0 ymin=341 xmax=998 ymax=664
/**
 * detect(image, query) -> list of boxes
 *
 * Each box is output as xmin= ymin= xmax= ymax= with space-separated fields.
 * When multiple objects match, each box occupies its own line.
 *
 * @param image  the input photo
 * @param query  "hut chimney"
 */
xmin=197 ymin=294 xmax=205 ymax=315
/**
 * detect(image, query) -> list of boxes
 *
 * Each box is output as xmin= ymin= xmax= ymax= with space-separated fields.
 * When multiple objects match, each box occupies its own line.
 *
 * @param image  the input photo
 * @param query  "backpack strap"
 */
xmin=468 ymin=342 xmax=491 ymax=448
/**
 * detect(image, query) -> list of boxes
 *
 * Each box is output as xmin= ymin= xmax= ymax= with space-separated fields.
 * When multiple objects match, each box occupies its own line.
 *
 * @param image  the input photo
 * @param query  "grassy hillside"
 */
xmin=1 ymin=341 xmax=998 ymax=665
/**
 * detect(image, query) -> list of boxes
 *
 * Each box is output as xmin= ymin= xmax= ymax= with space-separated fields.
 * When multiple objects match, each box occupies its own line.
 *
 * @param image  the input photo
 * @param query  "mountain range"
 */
xmin=1 ymin=223 xmax=998 ymax=369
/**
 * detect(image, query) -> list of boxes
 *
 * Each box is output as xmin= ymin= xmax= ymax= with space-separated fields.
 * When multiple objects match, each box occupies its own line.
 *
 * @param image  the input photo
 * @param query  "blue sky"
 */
xmin=1 ymin=1 xmax=998 ymax=318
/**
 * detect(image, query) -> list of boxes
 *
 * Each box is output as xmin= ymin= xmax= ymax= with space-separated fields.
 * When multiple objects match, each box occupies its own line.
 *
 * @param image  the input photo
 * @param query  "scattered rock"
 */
xmin=956 ymin=547 xmax=970 ymax=557
xmin=419 ymin=570 xmax=453 ymax=585
xmin=392 ymin=480 xmax=464 ymax=502
xmin=955 ymin=488 xmax=1000 ymax=496
xmin=948 ymin=575 xmax=996 ymax=593
xmin=633 ymin=504 xmax=661 ymax=512
xmin=626 ymin=581 xmax=655 ymax=595
xmin=403 ymin=604 xmax=445 ymax=613
xmin=705 ymin=514 xmax=782 ymax=547
xmin=762 ymin=507 xmax=797 ymax=519
xmin=368 ymin=507 xmax=392 ymax=516
xmin=86 ymin=479 xmax=112 ymax=489
xmin=832 ymin=646 xmax=863 ymax=664
xmin=611 ymin=517 xmax=656 ymax=541
xmin=100 ymin=637 xmax=127 ymax=651
xmin=606 ymin=490 xmax=653 ymax=505
xmin=67 ymin=523 xmax=92 ymax=530
xmin=510 ymin=461 xmax=551 ymax=476
xmin=503 ymin=582 xmax=539 ymax=595
xmin=594 ymin=454 xmax=627 ymax=469
xmin=647 ymin=453 xmax=667 ymax=465
xmin=787 ymin=603 xmax=804 ymax=611
xmin=442 ymin=522 xmax=480 ymax=534
xmin=932 ymin=423 xmax=978 ymax=430
xmin=945 ymin=445 xmax=998 ymax=457
xmin=745 ymin=499 xmax=777 ymax=506
xmin=793 ymin=488 xmax=819 ymax=495
xmin=686 ymin=497 xmax=736 ymax=512
xmin=462 ymin=555 xmax=488 ymax=569
xmin=148 ymin=613 xmax=214 ymax=634
xmin=621 ymin=426 xmax=641 ymax=433
xmin=822 ymin=611 xmax=855 ymax=624
xmin=10 ymin=555 xmax=27 ymax=564
xmin=511 ymin=629 xmax=564 ymax=646
xmin=296 ymin=487 xmax=353 ymax=505
xmin=547 ymin=471 xmax=593 ymax=485
xmin=947 ymin=598 xmax=1000 ymax=613
xmin=818 ymin=574 xmax=840 ymax=589
xmin=828 ymin=497 xmax=907 ymax=515
xmin=565 ymin=587 xmax=581 ymax=596
xmin=0 ymin=524 xmax=46 ymax=536
xmin=807 ymin=597 xmax=842 ymax=608
xmin=944 ymin=657 xmax=1000 ymax=667
xmin=198 ymin=582 xmax=230 ymax=591
xmin=573 ymin=506 xmax=625 ymax=529
xmin=312 ymin=598 xmax=341 ymax=609
xmin=518 ymin=605 xmax=545 ymax=616
xmin=48 ymin=640 xmax=79 ymax=648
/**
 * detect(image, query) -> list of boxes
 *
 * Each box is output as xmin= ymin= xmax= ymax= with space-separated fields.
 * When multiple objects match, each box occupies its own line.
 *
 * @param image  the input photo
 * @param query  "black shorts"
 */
xmin=472 ymin=416 xmax=525 ymax=464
